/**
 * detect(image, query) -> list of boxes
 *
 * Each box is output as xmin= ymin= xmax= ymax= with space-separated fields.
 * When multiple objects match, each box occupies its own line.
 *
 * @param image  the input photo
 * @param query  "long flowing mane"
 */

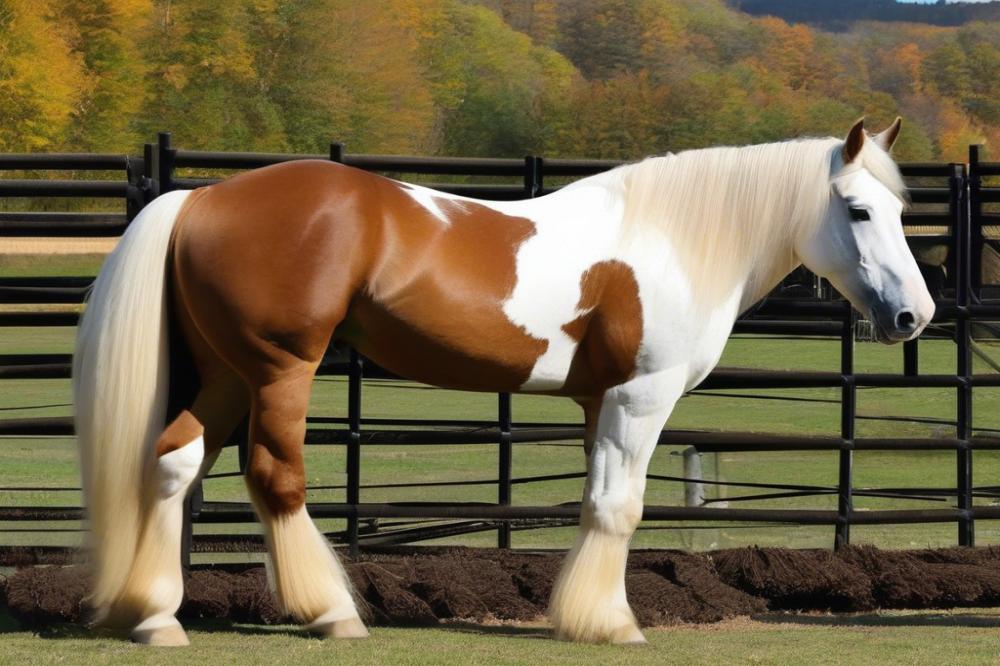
xmin=611 ymin=137 xmax=906 ymax=306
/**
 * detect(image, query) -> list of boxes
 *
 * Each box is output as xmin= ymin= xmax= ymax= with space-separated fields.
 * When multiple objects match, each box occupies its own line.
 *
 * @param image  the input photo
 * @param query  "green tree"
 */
xmin=138 ymin=0 xmax=286 ymax=151
xmin=59 ymin=0 xmax=151 ymax=151
xmin=0 ymin=0 xmax=86 ymax=151
xmin=434 ymin=4 xmax=576 ymax=156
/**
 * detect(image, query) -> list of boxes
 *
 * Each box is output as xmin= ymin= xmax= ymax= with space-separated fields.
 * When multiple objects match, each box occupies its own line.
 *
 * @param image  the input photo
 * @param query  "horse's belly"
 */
xmin=336 ymin=294 xmax=550 ymax=392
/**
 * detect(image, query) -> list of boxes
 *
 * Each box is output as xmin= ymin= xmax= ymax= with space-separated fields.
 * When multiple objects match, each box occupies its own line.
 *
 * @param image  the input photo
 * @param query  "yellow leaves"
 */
xmin=162 ymin=63 xmax=187 ymax=90
xmin=0 ymin=0 xmax=994 ymax=161
xmin=754 ymin=15 xmax=817 ymax=91
xmin=936 ymin=100 xmax=982 ymax=162
xmin=0 ymin=0 xmax=87 ymax=150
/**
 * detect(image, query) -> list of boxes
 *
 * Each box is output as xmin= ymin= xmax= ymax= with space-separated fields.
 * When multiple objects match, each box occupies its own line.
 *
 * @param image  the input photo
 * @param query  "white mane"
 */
xmin=612 ymin=136 xmax=906 ymax=305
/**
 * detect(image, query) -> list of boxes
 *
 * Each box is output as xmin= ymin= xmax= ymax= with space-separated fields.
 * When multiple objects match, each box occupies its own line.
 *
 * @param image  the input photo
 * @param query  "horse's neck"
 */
xmin=739 ymin=249 xmax=802 ymax=314
xmin=504 ymin=162 xmax=807 ymax=314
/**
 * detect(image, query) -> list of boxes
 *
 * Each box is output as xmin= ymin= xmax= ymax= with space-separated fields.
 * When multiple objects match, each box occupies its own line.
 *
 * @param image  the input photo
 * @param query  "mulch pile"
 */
xmin=5 ymin=545 xmax=1000 ymax=630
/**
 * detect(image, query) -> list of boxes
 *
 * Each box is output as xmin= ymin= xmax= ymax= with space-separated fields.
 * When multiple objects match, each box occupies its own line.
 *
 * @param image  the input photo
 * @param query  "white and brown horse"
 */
xmin=73 ymin=119 xmax=933 ymax=645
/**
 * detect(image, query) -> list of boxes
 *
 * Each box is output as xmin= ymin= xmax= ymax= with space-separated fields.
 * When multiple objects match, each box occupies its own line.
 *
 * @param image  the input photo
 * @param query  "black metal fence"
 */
xmin=1 ymin=134 xmax=999 ymax=563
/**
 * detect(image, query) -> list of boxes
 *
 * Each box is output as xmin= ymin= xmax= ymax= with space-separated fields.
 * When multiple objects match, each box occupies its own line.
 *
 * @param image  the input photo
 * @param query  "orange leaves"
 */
xmin=754 ymin=16 xmax=818 ymax=91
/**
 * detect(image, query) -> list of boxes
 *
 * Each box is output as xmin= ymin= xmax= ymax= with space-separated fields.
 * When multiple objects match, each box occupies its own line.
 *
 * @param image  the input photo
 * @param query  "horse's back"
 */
xmin=169 ymin=160 xmax=555 ymax=390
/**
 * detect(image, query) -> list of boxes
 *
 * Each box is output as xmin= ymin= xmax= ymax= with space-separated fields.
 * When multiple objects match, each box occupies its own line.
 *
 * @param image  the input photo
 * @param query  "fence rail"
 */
xmin=1 ymin=135 xmax=998 ymax=562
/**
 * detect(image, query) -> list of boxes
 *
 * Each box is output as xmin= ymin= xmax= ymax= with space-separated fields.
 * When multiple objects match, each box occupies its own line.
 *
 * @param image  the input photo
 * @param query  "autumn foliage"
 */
xmin=0 ymin=0 xmax=996 ymax=161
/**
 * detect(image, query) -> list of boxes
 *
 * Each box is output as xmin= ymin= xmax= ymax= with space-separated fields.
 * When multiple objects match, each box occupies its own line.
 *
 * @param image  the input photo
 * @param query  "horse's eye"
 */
xmin=848 ymin=206 xmax=870 ymax=221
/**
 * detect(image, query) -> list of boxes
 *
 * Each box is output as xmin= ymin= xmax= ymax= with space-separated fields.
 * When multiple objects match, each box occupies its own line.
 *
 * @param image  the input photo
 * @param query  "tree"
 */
xmin=262 ymin=1 xmax=437 ymax=154
xmin=137 ymin=0 xmax=286 ymax=150
xmin=434 ymin=4 xmax=576 ymax=156
xmin=0 ymin=0 xmax=86 ymax=151
xmin=59 ymin=0 xmax=152 ymax=151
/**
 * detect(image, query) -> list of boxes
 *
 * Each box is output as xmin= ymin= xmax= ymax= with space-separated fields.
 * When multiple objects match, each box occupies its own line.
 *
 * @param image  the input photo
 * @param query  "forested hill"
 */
xmin=735 ymin=0 xmax=1000 ymax=28
xmin=1 ymin=0 xmax=997 ymax=163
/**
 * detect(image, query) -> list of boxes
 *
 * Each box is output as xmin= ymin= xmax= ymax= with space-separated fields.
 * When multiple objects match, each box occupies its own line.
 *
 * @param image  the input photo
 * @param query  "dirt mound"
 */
xmin=712 ymin=547 xmax=875 ymax=611
xmin=5 ymin=545 xmax=1000 ymax=631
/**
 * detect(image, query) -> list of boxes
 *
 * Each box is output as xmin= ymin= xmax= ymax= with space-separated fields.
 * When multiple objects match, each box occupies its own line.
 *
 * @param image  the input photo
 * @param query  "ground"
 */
xmin=3 ymin=610 xmax=1000 ymax=665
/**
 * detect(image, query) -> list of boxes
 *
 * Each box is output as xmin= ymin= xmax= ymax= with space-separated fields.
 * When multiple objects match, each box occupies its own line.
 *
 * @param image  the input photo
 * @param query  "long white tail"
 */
xmin=73 ymin=190 xmax=191 ymax=612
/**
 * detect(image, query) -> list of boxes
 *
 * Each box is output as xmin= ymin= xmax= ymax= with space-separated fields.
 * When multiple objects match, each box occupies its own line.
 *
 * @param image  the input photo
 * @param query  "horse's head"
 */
xmin=795 ymin=118 xmax=935 ymax=343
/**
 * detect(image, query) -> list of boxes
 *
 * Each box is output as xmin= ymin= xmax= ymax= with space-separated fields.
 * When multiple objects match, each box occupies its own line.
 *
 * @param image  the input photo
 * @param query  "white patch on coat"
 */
xmin=398 ymin=183 xmax=461 ymax=224
xmin=155 ymin=436 xmax=204 ymax=498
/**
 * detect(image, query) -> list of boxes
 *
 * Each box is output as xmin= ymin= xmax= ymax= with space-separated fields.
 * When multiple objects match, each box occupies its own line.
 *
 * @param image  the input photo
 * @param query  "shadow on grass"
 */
xmin=753 ymin=611 xmax=1000 ymax=628
xmin=439 ymin=620 xmax=552 ymax=640
xmin=0 ymin=610 xmax=309 ymax=641
xmin=0 ymin=611 xmax=100 ymax=640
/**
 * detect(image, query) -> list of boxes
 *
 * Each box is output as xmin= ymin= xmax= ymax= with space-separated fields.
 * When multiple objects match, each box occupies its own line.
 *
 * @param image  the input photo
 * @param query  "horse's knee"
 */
xmin=582 ymin=491 xmax=642 ymax=537
xmin=154 ymin=434 xmax=204 ymax=500
xmin=153 ymin=411 xmax=206 ymax=499
xmin=246 ymin=454 xmax=306 ymax=515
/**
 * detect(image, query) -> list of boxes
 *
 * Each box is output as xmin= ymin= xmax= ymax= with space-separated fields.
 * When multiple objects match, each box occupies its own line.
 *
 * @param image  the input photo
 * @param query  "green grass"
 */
xmin=4 ymin=323 xmax=1000 ymax=552
xmin=0 ymin=253 xmax=104 ymax=278
xmin=2 ymin=611 xmax=1000 ymax=665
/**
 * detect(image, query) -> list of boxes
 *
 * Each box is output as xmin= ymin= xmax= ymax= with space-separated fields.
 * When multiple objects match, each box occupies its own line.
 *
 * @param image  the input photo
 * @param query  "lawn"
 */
xmin=4 ymin=324 xmax=1000 ymax=554
xmin=2 ymin=610 xmax=1000 ymax=666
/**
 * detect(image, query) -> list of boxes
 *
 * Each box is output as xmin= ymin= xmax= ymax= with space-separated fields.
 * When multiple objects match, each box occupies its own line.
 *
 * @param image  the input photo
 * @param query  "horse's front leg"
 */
xmin=550 ymin=370 xmax=683 ymax=644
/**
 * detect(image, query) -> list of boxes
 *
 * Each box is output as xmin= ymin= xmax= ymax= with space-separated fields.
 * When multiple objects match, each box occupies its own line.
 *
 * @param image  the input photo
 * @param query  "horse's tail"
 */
xmin=73 ymin=190 xmax=191 ymax=612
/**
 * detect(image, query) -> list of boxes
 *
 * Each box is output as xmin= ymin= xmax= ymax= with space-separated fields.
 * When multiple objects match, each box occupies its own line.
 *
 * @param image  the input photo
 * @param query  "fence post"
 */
xmin=835 ymin=308 xmax=855 ymax=550
xmin=157 ymin=132 xmax=175 ymax=194
xmin=330 ymin=141 xmax=344 ymax=164
xmin=498 ymin=392 xmax=513 ymax=548
xmin=328 ymin=141 xmax=361 ymax=555
xmin=347 ymin=350 xmax=363 ymax=556
xmin=952 ymin=163 xmax=974 ymax=547
xmin=124 ymin=156 xmax=143 ymax=223
xmin=969 ymin=145 xmax=983 ymax=298
xmin=142 ymin=142 xmax=159 ymax=204
xmin=494 ymin=156 xmax=542 ymax=548
xmin=903 ymin=338 xmax=919 ymax=376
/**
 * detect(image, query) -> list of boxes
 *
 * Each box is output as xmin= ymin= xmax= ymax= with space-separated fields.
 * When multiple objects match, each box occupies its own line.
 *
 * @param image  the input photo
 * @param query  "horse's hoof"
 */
xmin=309 ymin=615 xmax=370 ymax=639
xmin=131 ymin=623 xmax=190 ymax=646
xmin=609 ymin=623 xmax=646 ymax=645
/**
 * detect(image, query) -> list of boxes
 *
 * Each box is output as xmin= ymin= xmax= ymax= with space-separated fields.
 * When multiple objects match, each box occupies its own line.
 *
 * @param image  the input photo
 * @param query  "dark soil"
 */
xmin=6 ymin=545 xmax=1000 ymax=631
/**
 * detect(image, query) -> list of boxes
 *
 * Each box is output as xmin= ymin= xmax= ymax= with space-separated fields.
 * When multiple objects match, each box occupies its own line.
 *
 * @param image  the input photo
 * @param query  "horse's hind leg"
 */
xmin=121 ymin=368 xmax=248 ymax=646
xmin=550 ymin=372 xmax=682 ymax=643
xmin=244 ymin=363 xmax=366 ymax=638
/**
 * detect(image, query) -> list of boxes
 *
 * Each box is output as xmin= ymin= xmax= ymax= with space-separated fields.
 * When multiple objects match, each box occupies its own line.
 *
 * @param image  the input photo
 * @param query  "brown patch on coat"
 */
xmin=336 ymin=184 xmax=549 ymax=392
xmin=170 ymin=161 xmax=550 ymax=513
xmin=560 ymin=260 xmax=643 ymax=396
xmin=153 ymin=411 xmax=204 ymax=458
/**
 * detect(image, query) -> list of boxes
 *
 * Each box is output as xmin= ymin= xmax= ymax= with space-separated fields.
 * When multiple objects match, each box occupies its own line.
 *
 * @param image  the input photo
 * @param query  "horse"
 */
xmin=72 ymin=118 xmax=934 ymax=646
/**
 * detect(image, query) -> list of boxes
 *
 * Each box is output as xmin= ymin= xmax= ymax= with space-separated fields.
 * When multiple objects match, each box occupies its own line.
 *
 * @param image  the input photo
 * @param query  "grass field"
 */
xmin=5 ymin=322 xmax=1000 ymax=554
xmin=3 ymin=610 xmax=1000 ymax=665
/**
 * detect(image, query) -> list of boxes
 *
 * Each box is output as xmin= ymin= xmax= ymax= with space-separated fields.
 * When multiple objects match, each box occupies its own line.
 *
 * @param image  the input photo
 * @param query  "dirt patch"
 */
xmin=5 ymin=545 xmax=1000 ymax=631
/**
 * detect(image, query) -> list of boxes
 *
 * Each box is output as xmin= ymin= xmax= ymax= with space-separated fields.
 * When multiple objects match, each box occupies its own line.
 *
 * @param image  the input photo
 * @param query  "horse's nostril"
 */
xmin=896 ymin=311 xmax=915 ymax=331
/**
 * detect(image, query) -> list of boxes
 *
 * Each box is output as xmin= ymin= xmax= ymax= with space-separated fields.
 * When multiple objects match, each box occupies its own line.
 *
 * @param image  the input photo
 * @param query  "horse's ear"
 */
xmin=873 ymin=116 xmax=902 ymax=152
xmin=843 ymin=118 xmax=865 ymax=164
